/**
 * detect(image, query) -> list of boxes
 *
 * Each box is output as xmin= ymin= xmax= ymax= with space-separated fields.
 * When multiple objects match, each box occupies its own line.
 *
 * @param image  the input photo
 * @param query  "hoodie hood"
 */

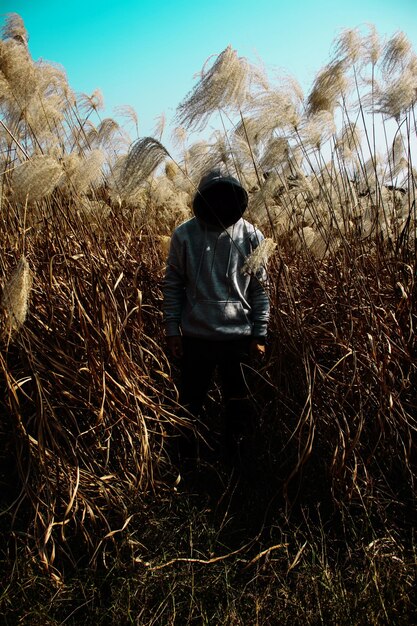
xmin=193 ymin=170 xmax=248 ymax=228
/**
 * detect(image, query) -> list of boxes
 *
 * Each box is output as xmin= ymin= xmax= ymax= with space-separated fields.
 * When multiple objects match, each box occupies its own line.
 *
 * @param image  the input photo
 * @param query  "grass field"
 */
xmin=0 ymin=14 xmax=416 ymax=625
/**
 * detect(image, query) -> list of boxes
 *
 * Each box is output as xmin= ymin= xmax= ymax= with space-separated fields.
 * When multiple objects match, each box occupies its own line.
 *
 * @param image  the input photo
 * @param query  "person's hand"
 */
xmin=167 ymin=335 xmax=183 ymax=359
xmin=250 ymin=339 xmax=266 ymax=360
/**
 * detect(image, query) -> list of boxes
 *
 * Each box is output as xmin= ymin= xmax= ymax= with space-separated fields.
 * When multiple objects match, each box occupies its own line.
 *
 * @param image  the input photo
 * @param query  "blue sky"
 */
xmin=1 ymin=0 xmax=416 ymax=146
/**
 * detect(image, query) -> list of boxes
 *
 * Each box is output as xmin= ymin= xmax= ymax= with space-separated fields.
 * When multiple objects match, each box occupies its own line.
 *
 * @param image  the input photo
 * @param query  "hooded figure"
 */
xmin=162 ymin=170 xmax=270 ymax=461
xmin=193 ymin=170 xmax=248 ymax=228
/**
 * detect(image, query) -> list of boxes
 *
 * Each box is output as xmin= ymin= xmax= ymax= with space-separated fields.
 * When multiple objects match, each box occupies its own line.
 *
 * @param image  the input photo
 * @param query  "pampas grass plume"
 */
xmin=78 ymin=89 xmax=105 ymax=114
xmin=67 ymin=149 xmax=105 ymax=194
xmin=364 ymin=23 xmax=382 ymax=65
xmin=307 ymin=60 xmax=348 ymax=116
xmin=121 ymin=137 xmax=170 ymax=194
xmin=382 ymin=31 xmax=413 ymax=76
xmin=1 ymin=256 xmax=32 ymax=332
xmin=333 ymin=27 xmax=363 ymax=64
xmin=176 ymin=45 xmax=266 ymax=131
xmin=12 ymin=155 xmax=63 ymax=203
xmin=242 ymin=237 xmax=277 ymax=275
xmin=1 ymin=12 xmax=28 ymax=46
xmin=376 ymin=68 xmax=417 ymax=119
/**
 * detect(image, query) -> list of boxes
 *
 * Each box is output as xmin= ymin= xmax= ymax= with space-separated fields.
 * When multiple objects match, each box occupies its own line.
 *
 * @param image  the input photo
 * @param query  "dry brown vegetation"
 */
xmin=1 ymin=13 xmax=417 ymax=625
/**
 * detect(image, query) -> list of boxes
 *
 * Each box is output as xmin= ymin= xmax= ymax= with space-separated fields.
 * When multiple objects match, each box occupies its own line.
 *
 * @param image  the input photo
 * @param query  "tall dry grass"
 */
xmin=0 ymin=13 xmax=187 ymax=578
xmin=0 ymin=13 xmax=416 ymax=622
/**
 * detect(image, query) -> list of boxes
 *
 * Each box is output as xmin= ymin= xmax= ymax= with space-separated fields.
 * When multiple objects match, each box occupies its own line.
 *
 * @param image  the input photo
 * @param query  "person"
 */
xmin=162 ymin=169 xmax=270 ymax=460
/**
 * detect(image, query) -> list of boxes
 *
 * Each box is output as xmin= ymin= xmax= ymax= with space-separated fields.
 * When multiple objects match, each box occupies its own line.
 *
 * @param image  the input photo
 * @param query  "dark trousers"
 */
xmin=180 ymin=337 xmax=251 ymax=416
xmin=179 ymin=337 xmax=254 ymax=457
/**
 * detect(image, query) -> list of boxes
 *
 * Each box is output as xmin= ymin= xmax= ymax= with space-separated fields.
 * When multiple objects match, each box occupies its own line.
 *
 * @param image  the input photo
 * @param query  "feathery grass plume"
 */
xmin=397 ymin=184 xmax=415 ymax=221
xmin=248 ymin=172 xmax=285 ymax=228
xmin=77 ymin=198 xmax=112 ymax=231
xmin=232 ymin=131 xmax=262 ymax=174
xmin=165 ymin=160 xmax=179 ymax=181
xmin=335 ymin=123 xmax=363 ymax=162
xmin=184 ymin=138 xmax=233 ymax=186
xmin=0 ymin=69 xmax=12 ymax=110
xmin=333 ymin=27 xmax=364 ymax=65
xmin=0 ymin=37 xmax=37 ymax=109
xmin=154 ymin=112 xmax=166 ymax=141
xmin=119 ymin=137 xmax=170 ymax=197
xmin=1 ymin=256 xmax=32 ymax=332
xmin=165 ymin=161 xmax=193 ymax=196
xmin=0 ymin=46 xmax=71 ymax=152
xmin=239 ymin=169 xmax=260 ymax=193
xmin=12 ymin=155 xmax=63 ymax=203
xmin=78 ymin=89 xmax=105 ymax=115
xmin=233 ymin=115 xmax=262 ymax=153
xmin=300 ymin=225 xmax=316 ymax=248
xmin=36 ymin=60 xmax=71 ymax=105
xmin=301 ymin=201 xmax=325 ymax=229
xmin=68 ymin=117 xmax=97 ymax=152
xmin=382 ymin=31 xmax=413 ymax=77
xmin=245 ymin=76 xmax=304 ymax=135
xmin=408 ymin=53 xmax=417 ymax=77
xmin=147 ymin=175 xmax=191 ymax=232
xmin=227 ymin=128 xmax=256 ymax=173
xmin=242 ymin=237 xmax=277 ymax=275
xmin=1 ymin=12 xmax=28 ymax=46
xmin=379 ymin=185 xmax=408 ymax=234
xmin=60 ymin=149 xmax=105 ymax=194
xmin=363 ymin=23 xmax=382 ymax=66
xmin=387 ymin=132 xmax=406 ymax=174
xmin=354 ymin=152 xmax=383 ymax=195
xmin=93 ymin=117 xmax=121 ymax=146
xmin=176 ymin=45 xmax=267 ymax=131
xmin=300 ymin=225 xmax=338 ymax=258
xmin=299 ymin=110 xmax=336 ymax=149
xmin=89 ymin=117 xmax=130 ymax=158
xmin=150 ymin=176 xmax=171 ymax=209
xmin=307 ymin=60 xmax=349 ymax=116
xmin=24 ymin=93 xmax=65 ymax=146
xmin=183 ymin=140 xmax=210 ymax=179
xmin=259 ymin=136 xmax=289 ymax=171
xmin=4 ymin=53 xmax=70 ymax=148
xmin=287 ymin=167 xmax=317 ymax=200
xmin=157 ymin=235 xmax=171 ymax=259
xmin=390 ymin=157 xmax=410 ymax=184
xmin=375 ymin=68 xmax=417 ymax=120
xmin=60 ymin=152 xmax=82 ymax=184
xmin=114 ymin=104 xmax=139 ymax=137
xmin=171 ymin=125 xmax=188 ymax=150
xmin=207 ymin=131 xmax=236 ymax=168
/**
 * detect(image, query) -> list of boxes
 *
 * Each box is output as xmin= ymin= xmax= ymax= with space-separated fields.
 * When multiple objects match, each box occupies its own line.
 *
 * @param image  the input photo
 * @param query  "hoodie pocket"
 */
xmin=183 ymin=300 xmax=252 ymax=336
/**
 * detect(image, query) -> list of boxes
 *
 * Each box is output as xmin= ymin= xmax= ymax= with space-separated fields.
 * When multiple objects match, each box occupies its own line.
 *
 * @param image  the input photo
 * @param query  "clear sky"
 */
xmin=0 ymin=0 xmax=416 ymax=145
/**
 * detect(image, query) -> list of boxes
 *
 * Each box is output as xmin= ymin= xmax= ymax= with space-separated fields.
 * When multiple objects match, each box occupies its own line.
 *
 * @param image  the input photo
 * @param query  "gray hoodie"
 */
xmin=162 ymin=172 xmax=270 ymax=340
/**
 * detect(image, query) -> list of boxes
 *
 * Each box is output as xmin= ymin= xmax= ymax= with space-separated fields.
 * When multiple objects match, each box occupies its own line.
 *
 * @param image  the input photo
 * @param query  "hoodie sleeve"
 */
xmin=248 ymin=231 xmax=270 ymax=338
xmin=162 ymin=230 xmax=185 ymax=336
